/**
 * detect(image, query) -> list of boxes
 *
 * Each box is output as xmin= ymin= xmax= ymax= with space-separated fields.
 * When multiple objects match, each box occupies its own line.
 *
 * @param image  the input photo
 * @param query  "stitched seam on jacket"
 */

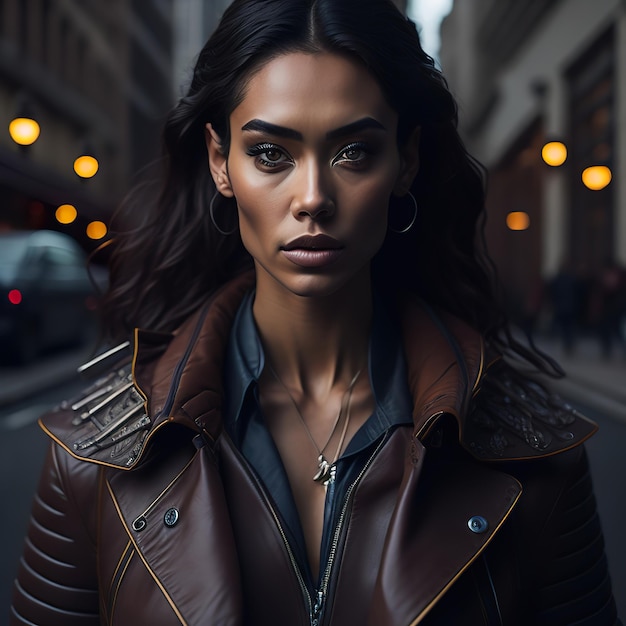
xmin=107 ymin=541 xmax=132 ymax=622
xmin=97 ymin=467 xmax=107 ymax=622
xmin=408 ymin=479 xmax=523 ymax=626
xmin=133 ymin=454 xmax=197 ymax=523
xmin=109 ymin=548 xmax=135 ymax=625
xmin=538 ymin=446 xmax=584 ymax=535
xmin=40 ymin=418 xmax=174 ymax=471
xmin=105 ymin=480 xmax=189 ymax=625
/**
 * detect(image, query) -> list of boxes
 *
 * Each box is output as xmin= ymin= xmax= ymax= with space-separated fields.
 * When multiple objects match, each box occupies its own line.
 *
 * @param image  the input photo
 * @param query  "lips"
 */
xmin=280 ymin=234 xmax=344 ymax=268
xmin=281 ymin=234 xmax=342 ymax=251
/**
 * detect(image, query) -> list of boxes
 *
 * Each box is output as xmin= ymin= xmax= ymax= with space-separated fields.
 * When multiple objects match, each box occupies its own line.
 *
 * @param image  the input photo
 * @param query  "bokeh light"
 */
xmin=581 ymin=165 xmax=611 ymax=190
xmin=541 ymin=141 xmax=567 ymax=167
xmin=8 ymin=289 xmax=22 ymax=305
xmin=506 ymin=211 xmax=530 ymax=231
xmin=9 ymin=117 xmax=40 ymax=145
xmin=86 ymin=221 xmax=107 ymax=239
xmin=74 ymin=155 xmax=99 ymax=178
xmin=55 ymin=204 xmax=78 ymax=224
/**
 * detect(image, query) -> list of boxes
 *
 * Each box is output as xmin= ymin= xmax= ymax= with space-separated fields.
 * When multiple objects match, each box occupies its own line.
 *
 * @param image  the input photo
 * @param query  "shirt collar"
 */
xmin=223 ymin=289 xmax=412 ymax=437
xmin=223 ymin=290 xmax=264 ymax=432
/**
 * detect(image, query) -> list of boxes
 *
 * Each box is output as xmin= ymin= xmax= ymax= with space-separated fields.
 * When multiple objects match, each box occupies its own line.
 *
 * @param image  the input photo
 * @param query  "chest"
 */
xmin=261 ymin=387 xmax=375 ymax=579
xmin=98 ymin=427 xmax=526 ymax=625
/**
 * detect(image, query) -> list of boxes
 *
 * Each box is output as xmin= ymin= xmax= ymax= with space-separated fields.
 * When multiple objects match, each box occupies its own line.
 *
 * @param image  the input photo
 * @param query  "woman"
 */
xmin=11 ymin=0 xmax=620 ymax=624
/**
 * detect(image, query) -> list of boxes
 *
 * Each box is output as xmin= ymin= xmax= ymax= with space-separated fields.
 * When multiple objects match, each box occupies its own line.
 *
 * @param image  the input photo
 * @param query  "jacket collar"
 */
xmin=145 ymin=275 xmax=484 ymax=444
xmin=39 ymin=273 xmax=484 ymax=470
xmin=397 ymin=292 xmax=484 ymax=439
xmin=143 ymin=271 xmax=257 ymax=439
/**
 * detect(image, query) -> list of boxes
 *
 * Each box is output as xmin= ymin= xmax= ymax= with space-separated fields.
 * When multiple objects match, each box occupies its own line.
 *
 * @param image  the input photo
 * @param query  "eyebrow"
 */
xmin=241 ymin=117 xmax=387 ymax=141
xmin=326 ymin=117 xmax=387 ymax=139
xmin=241 ymin=119 xmax=302 ymax=140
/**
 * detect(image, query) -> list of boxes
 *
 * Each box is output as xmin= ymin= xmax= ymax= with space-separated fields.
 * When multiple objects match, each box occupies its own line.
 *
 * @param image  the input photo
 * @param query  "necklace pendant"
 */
xmin=313 ymin=455 xmax=332 ymax=484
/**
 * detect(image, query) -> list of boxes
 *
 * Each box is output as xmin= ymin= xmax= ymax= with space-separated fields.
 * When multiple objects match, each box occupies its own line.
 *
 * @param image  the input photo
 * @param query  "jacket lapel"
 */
xmin=358 ymin=296 xmax=520 ymax=624
xmin=104 ymin=442 xmax=244 ymax=625
xmin=368 ymin=433 xmax=522 ymax=625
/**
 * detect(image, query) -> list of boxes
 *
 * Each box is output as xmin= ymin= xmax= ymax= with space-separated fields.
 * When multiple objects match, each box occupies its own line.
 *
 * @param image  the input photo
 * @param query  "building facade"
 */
xmin=0 ymin=0 xmax=174 ymax=249
xmin=173 ymin=0 xmax=408 ymax=97
xmin=440 ymin=0 xmax=626 ymax=319
xmin=172 ymin=0 xmax=232 ymax=96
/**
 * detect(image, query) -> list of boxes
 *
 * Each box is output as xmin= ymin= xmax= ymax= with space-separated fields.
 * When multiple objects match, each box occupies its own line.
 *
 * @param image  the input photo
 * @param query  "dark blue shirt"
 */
xmin=223 ymin=290 xmax=413 ymax=593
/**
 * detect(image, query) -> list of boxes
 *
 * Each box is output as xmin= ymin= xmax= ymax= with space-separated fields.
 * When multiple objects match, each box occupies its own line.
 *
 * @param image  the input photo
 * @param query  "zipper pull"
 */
xmin=312 ymin=590 xmax=324 ymax=626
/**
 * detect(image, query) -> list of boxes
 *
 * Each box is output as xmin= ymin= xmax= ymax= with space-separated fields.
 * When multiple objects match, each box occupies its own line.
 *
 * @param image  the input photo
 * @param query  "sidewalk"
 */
xmin=0 ymin=345 xmax=94 ymax=407
xmin=534 ymin=335 xmax=626 ymax=423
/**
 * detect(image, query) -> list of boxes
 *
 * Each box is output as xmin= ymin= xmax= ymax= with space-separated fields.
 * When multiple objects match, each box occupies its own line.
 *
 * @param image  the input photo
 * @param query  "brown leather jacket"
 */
xmin=11 ymin=274 xmax=620 ymax=625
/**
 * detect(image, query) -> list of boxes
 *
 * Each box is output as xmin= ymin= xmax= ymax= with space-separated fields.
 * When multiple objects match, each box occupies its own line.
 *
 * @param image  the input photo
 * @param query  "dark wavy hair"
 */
xmin=101 ymin=0 xmax=555 ymax=372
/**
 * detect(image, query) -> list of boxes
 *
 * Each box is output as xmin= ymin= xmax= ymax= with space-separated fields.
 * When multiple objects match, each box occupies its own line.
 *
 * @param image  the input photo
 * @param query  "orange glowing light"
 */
xmin=506 ymin=212 xmax=530 ymax=231
xmin=55 ymin=204 xmax=78 ymax=224
xmin=86 ymin=221 xmax=107 ymax=240
xmin=73 ymin=155 xmax=99 ymax=178
xmin=8 ymin=117 xmax=40 ymax=145
xmin=8 ymin=289 xmax=22 ymax=305
xmin=581 ymin=165 xmax=611 ymax=190
xmin=541 ymin=141 xmax=567 ymax=167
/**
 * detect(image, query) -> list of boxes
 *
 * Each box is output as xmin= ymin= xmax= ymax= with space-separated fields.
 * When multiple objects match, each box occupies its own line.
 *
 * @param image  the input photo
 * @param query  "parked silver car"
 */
xmin=0 ymin=230 xmax=105 ymax=364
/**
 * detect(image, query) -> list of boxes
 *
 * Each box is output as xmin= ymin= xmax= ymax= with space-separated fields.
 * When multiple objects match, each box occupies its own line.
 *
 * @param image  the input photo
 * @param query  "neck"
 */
xmin=253 ymin=273 xmax=372 ymax=399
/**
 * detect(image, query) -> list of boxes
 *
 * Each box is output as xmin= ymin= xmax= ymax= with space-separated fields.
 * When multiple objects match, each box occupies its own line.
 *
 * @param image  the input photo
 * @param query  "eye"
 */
xmin=246 ymin=143 xmax=292 ymax=170
xmin=332 ymin=142 xmax=371 ymax=168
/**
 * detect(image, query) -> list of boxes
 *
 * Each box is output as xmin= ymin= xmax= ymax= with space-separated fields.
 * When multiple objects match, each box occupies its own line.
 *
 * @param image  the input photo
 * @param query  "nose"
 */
xmin=291 ymin=159 xmax=335 ymax=220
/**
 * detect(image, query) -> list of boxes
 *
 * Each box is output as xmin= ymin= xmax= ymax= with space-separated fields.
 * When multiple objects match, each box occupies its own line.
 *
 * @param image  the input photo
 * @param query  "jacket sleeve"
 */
xmin=10 ymin=441 xmax=101 ymax=625
xmin=524 ymin=445 xmax=621 ymax=625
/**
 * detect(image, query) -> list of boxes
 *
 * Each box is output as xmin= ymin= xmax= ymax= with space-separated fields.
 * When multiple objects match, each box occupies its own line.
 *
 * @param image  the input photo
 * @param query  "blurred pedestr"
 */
xmin=0 ymin=230 xmax=106 ymax=364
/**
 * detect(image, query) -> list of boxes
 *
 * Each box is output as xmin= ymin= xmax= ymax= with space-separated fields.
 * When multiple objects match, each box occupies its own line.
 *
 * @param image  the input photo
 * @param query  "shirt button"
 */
xmin=467 ymin=515 xmax=488 ymax=534
xmin=164 ymin=507 xmax=180 ymax=527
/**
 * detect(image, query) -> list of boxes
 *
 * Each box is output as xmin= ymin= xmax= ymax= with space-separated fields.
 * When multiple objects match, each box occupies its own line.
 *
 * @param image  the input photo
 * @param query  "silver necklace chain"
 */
xmin=267 ymin=363 xmax=362 ymax=485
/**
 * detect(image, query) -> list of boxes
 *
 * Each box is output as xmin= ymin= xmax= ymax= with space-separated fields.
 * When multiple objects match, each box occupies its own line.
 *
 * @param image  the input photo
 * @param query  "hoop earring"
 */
xmin=209 ymin=193 xmax=238 ymax=236
xmin=389 ymin=191 xmax=418 ymax=234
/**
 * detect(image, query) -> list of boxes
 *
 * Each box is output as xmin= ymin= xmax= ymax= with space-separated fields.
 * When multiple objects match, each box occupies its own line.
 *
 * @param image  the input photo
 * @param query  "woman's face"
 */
xmin=209 ymin=52 xmax=418 ymax=299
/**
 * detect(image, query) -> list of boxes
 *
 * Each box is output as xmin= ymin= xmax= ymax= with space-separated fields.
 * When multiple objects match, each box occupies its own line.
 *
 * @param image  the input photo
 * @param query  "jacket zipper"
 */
xmin=157 ymin=300 xmax=214 ymax=421
xmin=313 ymin=433 xmax=389 ymax=625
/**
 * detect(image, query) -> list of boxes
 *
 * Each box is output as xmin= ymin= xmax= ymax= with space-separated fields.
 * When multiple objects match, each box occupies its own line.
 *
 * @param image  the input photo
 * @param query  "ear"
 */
xmin=205 ymin=123 xmax=234 ymax=198
xmin=393 ymin=126 xmax=421 ymax=196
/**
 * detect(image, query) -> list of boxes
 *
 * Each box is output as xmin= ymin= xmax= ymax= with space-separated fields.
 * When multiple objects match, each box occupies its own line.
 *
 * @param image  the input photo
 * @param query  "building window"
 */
xmin=18 ymin=0 xmax=29 ymax=55
xmin=566 ymin=27 xmax=615 ymax=271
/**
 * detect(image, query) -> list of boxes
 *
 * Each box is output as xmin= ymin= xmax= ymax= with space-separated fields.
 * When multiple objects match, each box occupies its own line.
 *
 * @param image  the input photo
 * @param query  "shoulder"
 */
xmin=394 ymin=292 xmax=597 ymax=463
xmin=38 ymin=273 xmax=256 ymax=471
xmin=38 ymin=351 xmax=152 ymax=470
xmin=463 ymin=356 xmax=598 ymax=462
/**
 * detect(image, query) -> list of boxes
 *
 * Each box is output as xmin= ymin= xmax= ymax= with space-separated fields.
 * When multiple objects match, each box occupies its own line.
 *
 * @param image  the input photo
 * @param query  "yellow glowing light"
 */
xmin=506 ymin=211 xmax=530 ymax=231
xmin=581 ymin=165 xmax=611 ymax=190
xmin=541 ymin=141 xmax=567 ymax=167
xmin=8 ymin=117 xmax=41 ymax=146
xmin=73 ymin=155 xmax=99 ymax=178
xmin=86 ymin=221 xmax=107 ymax=240
xmin=55 ymin=204 xmax=78 ymax=224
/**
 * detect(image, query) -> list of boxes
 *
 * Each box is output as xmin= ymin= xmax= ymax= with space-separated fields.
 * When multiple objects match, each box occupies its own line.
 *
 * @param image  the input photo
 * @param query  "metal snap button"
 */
xmin=467 ymin=515 xmax=488 ymax=534
xmin=164 ymin=507 xmax=179 ymax=527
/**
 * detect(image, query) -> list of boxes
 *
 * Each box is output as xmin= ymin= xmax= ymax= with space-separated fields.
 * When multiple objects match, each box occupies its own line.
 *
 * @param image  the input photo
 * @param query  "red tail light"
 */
xmin=8 ymin=289 xmax=22 ymax=305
